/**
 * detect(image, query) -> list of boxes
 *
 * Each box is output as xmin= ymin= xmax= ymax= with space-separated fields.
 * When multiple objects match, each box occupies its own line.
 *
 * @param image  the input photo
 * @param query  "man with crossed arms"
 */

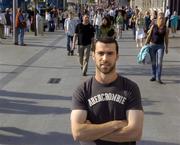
xmin=71 ymin=38 xmax=144 ymax=145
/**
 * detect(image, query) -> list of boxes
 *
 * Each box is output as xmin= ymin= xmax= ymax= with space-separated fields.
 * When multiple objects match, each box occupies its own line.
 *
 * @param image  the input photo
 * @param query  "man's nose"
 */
xmin=102 ymin=54 xmax=108 ymax=60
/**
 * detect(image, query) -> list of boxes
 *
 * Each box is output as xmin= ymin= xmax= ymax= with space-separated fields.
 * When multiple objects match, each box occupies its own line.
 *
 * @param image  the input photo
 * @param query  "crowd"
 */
xmin=63 ymin=4 xmax=178 ymax=83
xmin=0 ymin=4 xmax=180 ymax=145
xmin=0 ymin=7 xmax=70 ymax=44
xmin=0 ymin=4 xmax=179 ymax=81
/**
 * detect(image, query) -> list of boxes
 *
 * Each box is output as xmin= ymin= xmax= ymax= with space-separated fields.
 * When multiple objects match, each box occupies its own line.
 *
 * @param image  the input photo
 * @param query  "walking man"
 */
xmin=64 ymin=11 xmax=77 ymax=56
xmin=72 ymin=14 xmax=95 ymax=76
xmin=71 ymin=38 xmax=144 ymax=145
xmin=15 ymin=8 xmax=26 ymax=46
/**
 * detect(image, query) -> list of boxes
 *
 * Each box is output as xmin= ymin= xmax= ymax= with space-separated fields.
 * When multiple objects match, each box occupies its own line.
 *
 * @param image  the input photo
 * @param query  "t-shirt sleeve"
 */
xmin=91 ymin=25 xmax=95 ymax=37
xmin=72 ymin=84 xmax=88 ymax=111
xmin=75 ymin=24 xmax=79 ymax=34
xmin=126 ymin=82 xmax=143 ymax=111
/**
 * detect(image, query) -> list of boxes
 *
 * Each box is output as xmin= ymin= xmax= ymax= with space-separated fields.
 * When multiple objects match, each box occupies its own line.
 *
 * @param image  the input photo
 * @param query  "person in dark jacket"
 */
xmin=4 ymin=8 xmax=11 ymax=37
xmin=146 ymin=12 xmax=169 ymax=84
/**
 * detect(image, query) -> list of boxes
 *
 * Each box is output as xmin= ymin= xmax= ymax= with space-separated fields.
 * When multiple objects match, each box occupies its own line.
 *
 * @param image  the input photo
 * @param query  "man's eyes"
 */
xmin=97 ymin=52 xmax=113 ymax=56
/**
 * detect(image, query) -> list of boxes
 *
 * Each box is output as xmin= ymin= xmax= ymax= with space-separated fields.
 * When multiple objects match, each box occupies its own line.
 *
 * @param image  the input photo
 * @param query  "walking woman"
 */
xmin=99 ymin=16 xmax=116 ymax=39
xmin=136 ymin=11 xmax=145 ymax=48
xmin=146 ymin=12 xmax=169 ymax=84
xmin=170 ymin=11 xmax=179 ymax=37
xmin=116 ymin=10 xmax=123 ymax=39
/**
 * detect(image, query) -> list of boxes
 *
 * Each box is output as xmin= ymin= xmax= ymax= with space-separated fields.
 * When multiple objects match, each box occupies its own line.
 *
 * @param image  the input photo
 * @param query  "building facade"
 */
xmin=130 ymin=0 xmax=165 ymax=11
xmin=0 ymin=0 xmax=64 ymax=11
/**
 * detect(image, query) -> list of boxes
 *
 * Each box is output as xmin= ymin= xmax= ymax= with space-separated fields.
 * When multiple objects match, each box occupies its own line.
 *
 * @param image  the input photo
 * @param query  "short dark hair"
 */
xmin=92 ymin=38 xmax=119 ymax=54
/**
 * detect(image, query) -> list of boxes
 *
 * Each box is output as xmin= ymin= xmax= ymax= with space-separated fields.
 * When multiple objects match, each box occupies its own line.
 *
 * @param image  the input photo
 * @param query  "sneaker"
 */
xmin=150 ymin=77 xmax=156 ymax=81
xmin=82 ymin=72 xmax=87 ymax=76
xmin=20 ymin=44 xmax=27 ymax=46
xmin=14 ymin=42 xmax=18 ymax=45
xmin=70 ymin=50 xmax=74 ymax=56
xmin=157 ymin=79 xmax=164 ymax=84
xmin=67 ymin=51 xmax=70 ymax=56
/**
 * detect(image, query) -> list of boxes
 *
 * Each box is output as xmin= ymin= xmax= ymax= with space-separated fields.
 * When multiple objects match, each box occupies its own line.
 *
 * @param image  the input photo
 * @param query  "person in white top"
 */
xmin=64 ymin=11 xmax=77 ymax=56
xmin=36 ymin=12 xmax=44 ymax=36
xmin=93 ymin=10 xmax=102 ymax=39
xmin=165 ymin=6 xmax=170 ymax=26
xmin=89 ymin=9 xmax=95 ymax=25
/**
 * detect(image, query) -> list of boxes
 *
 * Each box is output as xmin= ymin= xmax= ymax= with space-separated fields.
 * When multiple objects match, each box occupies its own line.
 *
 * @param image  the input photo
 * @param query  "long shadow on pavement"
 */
xmin=0 ymin=127 xmax=78 ymax=145
xmin=0 ymin=90 xmax=71 ymax=114
xmin=0 ymin=127 xmax=178 ymax=145
xmin=0 ymin=90 xmax=71 ymax=100
xmin=0 ymin=97 xmax=70 ymax=114
xmin=138 ymin=140 xmax=179 ymax=145
xmin=117 ymin=65 xmax=180 ymax=77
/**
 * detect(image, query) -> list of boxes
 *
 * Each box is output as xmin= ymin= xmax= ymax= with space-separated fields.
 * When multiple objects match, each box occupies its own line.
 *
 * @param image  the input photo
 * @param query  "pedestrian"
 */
xmin=72 ymin=14 xmax=95 ymax=76
xmin=99 ymin=16 xmax=116 ymax=39
xmin=129 ymin=12 xmax=137 ymax=40
xmin=0 ymin=9 xmax=6 ymax=39
xmin=165 ymin=6 xmax=170 ymax=26
xmin=144 ymin=11 xmax=151 ymax=35
xmin=15 ymin=8 xmax=26 ymax=46
xmin=4 ymin=8 xmax=12 ymax=37
xmin=170 ymin=11 xmax=179 ymax=37
xmin=145 ymin=12 xmax=169 ymax=84
xmin=135 ymin=11 xmax=145 ymax=48
xmin=36 ymin=11 xmax=44 ymax=36
xmin=71 ymin=37 xmax=144 ymax=145
xmin=115 ymin=11 xmax=123 ymax=39
xmin=64 ymin=11 xmax=77 ymax=56
xmin=93 ymin=10 xmax=102 ymax=39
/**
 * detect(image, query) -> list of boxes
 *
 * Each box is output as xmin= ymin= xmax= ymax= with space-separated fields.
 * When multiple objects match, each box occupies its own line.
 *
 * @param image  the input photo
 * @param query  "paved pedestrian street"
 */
xmin=0 ymin=30 xmax=180 ymax=145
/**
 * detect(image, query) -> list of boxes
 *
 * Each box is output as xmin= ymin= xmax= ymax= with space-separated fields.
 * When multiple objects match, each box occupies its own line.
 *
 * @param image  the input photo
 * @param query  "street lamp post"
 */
xmin=34 ymin=0 xmax=37 ymax=36
xmin=13 ymin=0 xmax=18 ymax=44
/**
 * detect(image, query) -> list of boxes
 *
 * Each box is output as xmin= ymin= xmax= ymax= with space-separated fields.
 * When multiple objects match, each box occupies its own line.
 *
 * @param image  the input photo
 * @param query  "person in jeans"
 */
xmin=64 ymin=11 xmax=77 ymax=56
xmin=72 ymin=14 xmax=95 ymax=76
xmin=146 ymin=12 xmax=169 ymax=84
xmin=4 ymin=8 xmax=12 ymax=37
xmin=15 ymin=8 xmax=26 ymax=46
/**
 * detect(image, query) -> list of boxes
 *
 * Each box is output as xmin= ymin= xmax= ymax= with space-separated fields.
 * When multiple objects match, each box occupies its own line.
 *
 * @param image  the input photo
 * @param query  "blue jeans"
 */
xmin=95 ymin=25 xmax=100 ymax=39
xmin=17 ymin=27 xmax=24 ymax=45
xmin=66 ymin=35 xmax=73 ymax=52
xmin=149 ymin=44 xmax=165 ymax=80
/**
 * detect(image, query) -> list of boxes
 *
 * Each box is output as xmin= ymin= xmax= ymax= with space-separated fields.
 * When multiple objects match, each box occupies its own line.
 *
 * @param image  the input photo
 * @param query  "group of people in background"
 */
xmin=0 ymin=4 xmax=179 ymax=83
xmin=0 ymin=7 xmax=69 ymax=44
xmin=63 ymin=4 xmax=179 ymax=84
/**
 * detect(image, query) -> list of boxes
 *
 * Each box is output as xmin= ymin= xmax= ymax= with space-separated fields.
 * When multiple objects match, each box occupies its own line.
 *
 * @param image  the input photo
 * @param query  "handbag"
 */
xmin=145 ymin=25 xmax=154 ymax=45
xmin=19 ymin=18 xmax=27 ymax=28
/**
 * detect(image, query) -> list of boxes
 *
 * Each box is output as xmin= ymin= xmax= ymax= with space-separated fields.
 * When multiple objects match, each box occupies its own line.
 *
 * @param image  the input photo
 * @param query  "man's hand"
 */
xmin=72 ymin=43 xmax=76 ymax=50
xmin=86 ymin=120 xmax=127 ymax=130
xmin=165 ymin=48 xmax=168 ymax=54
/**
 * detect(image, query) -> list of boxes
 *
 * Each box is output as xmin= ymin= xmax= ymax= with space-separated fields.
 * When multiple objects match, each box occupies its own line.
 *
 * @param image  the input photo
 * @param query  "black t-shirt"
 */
xmin=72 ymin=74 xmax=143 ymax=145
xmin=75 ymin=23 xmax=95 ymax=46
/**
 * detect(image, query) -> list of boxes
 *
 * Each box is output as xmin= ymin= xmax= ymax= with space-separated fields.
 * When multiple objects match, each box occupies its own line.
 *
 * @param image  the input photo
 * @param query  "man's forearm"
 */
xmin=72 ymin=120 xmax=126 ymax=141
xmin=101 ymin=125 xmax=142 ymax=143
xmin=100 ymin=110 xmax=144 ymax=143
xmin=73 ymin=34 xmax=77 ymax=46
